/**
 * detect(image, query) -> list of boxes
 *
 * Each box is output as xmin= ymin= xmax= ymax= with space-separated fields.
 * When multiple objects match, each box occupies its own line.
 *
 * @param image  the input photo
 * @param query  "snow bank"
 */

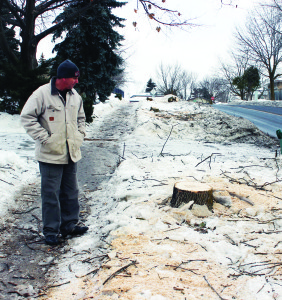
xmin=1 ymin=98 xmax=282 ymax=299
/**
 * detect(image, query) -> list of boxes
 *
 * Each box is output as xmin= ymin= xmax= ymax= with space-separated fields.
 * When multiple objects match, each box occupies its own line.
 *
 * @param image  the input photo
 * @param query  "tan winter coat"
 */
xmin=20 ymin=78 xmax=86 ymax=164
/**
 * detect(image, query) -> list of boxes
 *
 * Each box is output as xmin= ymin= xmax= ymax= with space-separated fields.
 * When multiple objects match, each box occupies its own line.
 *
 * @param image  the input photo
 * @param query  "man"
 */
xmin=21 ymin=59 xmax=88 ymax=246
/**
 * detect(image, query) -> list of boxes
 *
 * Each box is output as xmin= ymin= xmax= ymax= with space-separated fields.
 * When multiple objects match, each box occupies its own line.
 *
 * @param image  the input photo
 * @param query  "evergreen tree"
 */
xmin=51 ymin=0 xmax=125 ymax=122
xmin=244 ymin=66 xmax=260 ymax=100
xmin=232 ymin=66 xmax=260 ymax=100
xmin=145 ymin=78 xmax=156 ymax=93
xmin=232 ymin=76 xmax=246 ymax=100
xmin=0 ymin=7 xmax=51 ymax=113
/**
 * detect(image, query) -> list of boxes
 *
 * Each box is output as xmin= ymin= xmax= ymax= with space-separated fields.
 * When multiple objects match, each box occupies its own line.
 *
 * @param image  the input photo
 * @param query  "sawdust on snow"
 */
xmin=43 ymin=176 xmax=282 ymax=300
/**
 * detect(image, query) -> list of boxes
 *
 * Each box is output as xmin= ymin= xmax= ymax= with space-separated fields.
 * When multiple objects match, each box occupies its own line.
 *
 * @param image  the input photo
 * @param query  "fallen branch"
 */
xmin=0 ymin=178 xmax=14 ymax=186
xmin=75 ymin=268 xmax=99 ymax=278
xmin=165 ymin=264 xmax=199 ymax=275
xmin=275 ymin=158 xmax=280 ymax=180
xmin=254 ymin=253 xmax=282 ymax=255
xmin=223 ymin=234 xmax=237 ymax=246
xmin=118 ymin=143 xmax=126 ymax=165
xmin=103 ymin=260 xmax=138 ymax=285
xmin=259 ymin=179 xmax=282 ymax=190
xmin=84 ymin=138 xmax=118 ymax=142
xmin=251 ymin=230 xmax=282 ymax=235
xmin=221 ymin=170 xmax=282 ymax=190
xmin=160 ymin=124 xmax=177 ymax=156
xmin=229 ymin=192 xmax=254 ymax=206
xmin=122 ymin=142 xmax=126 ymax=159
xmin=259 ymin=217 xmax=282 ymax=224
xmin=81 ymin=254 xmax=108 ymax=263
xmin=47 ymin=281 xmax=71 ymax=289
xmin=12 ymin=275 xmax=35 ymax=280
xmin=195 ymin=153 xmax=222 ymax=169
xmin=236 ymin=261 xmax=282 ymax=276
xmin=203 ymin=276 xmax=227 ymax=300
xmin=12 ymin=207 xmax=40 ymax=214
xmin=221 ymin=171 xmax=251 ymax=186
xmin=24 ymin=239 xmax=41 ymax=251
xmin=163 ymin=226 xmax=181 ymax=232
xmin=173 ymin=259 xmax=207 ymax=271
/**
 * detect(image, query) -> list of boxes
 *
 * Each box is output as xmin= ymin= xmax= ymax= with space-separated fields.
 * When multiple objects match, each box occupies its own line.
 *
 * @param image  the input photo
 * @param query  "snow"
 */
xmin=0 ymin=112 xmax=38 ymax=220
xmin=223 ymin=99 xmax=282 ymax=107
xmin=1 ymin=97 xmax=282 ymax=299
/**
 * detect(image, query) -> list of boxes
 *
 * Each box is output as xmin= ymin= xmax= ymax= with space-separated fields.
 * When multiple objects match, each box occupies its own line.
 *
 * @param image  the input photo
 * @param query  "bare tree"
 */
xmin=156 ymin=63 xmax=198 ymax=99
xmin=198 ymin=76 xmax=230 ymax=102
xmin=0 ymin=0 xmax=197 ymax=72
xmin=156 ymin=63 xmax=183 ymax=96
xmin=235 ymin=5 xmax=282 ymax=100
xmin=179 ymin=71 xmax=198 ymax=100
xmin=269 ymin=0 xmax=282 ymax=11
xmin=220 ymin=51 xmax=250 ymax=100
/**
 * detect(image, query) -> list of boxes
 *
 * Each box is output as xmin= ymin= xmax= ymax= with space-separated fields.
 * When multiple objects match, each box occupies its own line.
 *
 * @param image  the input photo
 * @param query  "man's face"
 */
xmin=64 ymin=77 xmax=79 ymax=89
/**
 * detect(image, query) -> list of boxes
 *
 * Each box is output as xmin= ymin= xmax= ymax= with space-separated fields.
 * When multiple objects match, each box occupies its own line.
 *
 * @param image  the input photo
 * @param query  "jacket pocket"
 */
xmin=68 ymin=130 xmax=84 ymax=153
xmin=67 ymin=130 xmax=84 ymax=161
xmin=41 ymin=133 xmax=66 ymax=155
xmin=44 ymin=106 xmax=64 ymax=135
xmin=74 ymin=130 xmax=84 ymax=149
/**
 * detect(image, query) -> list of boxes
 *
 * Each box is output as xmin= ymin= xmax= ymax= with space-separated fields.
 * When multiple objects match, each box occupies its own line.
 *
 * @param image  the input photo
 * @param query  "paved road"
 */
xmin=214 ymin=104 xmax=282 ymax=138
xmin=235 ymin=105 xmax=282 ymax=115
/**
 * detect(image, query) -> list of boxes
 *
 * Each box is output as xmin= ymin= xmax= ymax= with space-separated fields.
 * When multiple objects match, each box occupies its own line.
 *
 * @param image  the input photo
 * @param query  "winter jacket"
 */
xmin=20 ymin=78 xmax=86 ymax=164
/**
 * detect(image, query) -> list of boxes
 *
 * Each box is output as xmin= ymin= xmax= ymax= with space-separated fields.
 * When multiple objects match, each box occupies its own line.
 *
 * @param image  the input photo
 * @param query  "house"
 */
xmin=129 ymin=92 xmax=164 ymax=103
xmin=268 ymin=79 xmax=282 ymax=100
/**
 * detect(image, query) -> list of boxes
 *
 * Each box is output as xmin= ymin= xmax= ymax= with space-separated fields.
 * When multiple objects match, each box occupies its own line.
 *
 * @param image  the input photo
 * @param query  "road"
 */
xmin=214 ymin=104 xmax=282 ymax=138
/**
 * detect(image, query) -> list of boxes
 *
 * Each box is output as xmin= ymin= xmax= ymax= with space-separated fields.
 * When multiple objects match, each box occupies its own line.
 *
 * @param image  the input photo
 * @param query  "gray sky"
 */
xmin=37 ymin=0 xmax=261 ymax=97
xmin=115 ymin=0 xmax=260 ymax=96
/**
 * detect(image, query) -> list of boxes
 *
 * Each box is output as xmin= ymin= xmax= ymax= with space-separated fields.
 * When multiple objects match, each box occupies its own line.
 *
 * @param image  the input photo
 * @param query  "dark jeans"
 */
xmin=39 ymin=161 xmax=79 ymax=237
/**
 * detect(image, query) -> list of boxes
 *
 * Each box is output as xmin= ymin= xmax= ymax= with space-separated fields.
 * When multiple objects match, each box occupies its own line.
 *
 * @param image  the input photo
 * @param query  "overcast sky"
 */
xmin=114 ymin=0 xmax=263 ymax=96
xmin=37 ymin=0 xmax=261 ymax=97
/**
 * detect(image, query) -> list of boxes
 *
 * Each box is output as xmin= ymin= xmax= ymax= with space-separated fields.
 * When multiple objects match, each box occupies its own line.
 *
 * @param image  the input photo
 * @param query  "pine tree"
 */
xmin=51 ymin=0 xmax=125 ymax=122
xmin=232 ymin=66 xmax=260 ymax=100
xmin=145 ymin=78 xmax=157 ymax=93
xmin=0 ymin=7 xmax=51 ymax=113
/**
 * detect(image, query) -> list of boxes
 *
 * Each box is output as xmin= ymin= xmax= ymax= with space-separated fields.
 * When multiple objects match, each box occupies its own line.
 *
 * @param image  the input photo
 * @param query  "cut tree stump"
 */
xmin=170 ymin=181 xmax=214 ymax=209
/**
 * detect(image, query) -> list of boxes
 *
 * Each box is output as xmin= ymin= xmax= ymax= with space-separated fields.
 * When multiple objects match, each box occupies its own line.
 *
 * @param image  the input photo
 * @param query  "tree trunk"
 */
xmin=170 ymin=181 xmax=213 ymax=209
xmin=269 ymin=76 xmax=275 ymax=100
xmin=20 ymin=36 xmax=38 ymax=70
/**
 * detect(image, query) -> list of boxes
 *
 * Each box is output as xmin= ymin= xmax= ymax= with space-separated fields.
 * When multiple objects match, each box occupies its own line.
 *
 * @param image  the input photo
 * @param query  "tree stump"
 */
xmin=170 ymin=181 xmax=213 ymax=210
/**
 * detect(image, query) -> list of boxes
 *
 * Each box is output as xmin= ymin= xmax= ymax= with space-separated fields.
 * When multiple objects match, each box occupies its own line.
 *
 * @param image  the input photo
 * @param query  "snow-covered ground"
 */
xmin=223 ymin=99 xmax=282 ymax=107
xmin=1 ymin=97 xmax=282 ymax=299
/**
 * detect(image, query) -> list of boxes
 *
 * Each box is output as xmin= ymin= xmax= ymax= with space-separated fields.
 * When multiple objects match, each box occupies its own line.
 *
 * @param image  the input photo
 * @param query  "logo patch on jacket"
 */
xmin=49 ymin=117 xmax=54 ymax=121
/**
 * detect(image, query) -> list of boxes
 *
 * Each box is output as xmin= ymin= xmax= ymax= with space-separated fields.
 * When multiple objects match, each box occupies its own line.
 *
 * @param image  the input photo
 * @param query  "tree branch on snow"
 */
xmin=221 ymin=170 xmax=282 ymax=190
xmin=203 ymin=276 xmax=227 ymax=300
xmin=103 ymin=260 xmax=138 ymax=285
xmin=195 ymin=153 xmax=222 ymax=169
xmin=75 ymin=268 xmax=100 ymax=278
xmin=165 ymin=264 xmax=200 ymax=275
xmin=229 ymin=192 xmax=254 ymax=206
xmin=160 ymin=124 xmax=178 ymax=156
